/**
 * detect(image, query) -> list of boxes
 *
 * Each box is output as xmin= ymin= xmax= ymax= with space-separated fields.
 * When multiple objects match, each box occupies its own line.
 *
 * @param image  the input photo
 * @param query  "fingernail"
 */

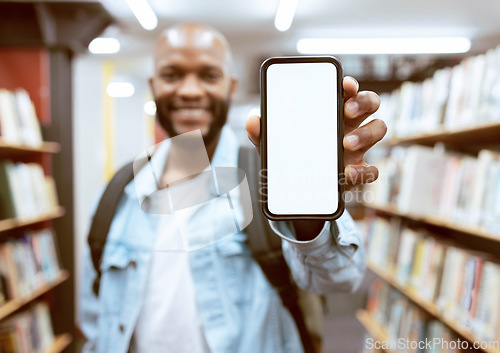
xmin=346 ymin=134 xmax=359 ymax=149
xmin=247 ymin=108 xmax=260 ymax=120
xmin=346 ymin=101 xmax=359 ymax=115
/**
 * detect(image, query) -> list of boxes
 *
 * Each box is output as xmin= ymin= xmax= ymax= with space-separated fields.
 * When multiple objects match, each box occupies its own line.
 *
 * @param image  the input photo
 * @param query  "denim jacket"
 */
xmin=78 ymin=126 xmax=366 ymax=353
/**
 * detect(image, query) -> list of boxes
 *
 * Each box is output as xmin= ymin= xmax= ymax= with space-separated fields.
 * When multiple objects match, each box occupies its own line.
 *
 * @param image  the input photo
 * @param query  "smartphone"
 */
xmin=260 ymin=56 xmax=344 ymax=221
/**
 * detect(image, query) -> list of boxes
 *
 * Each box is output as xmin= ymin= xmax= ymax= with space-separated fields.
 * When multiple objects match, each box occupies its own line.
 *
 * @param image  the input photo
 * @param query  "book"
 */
xmin=397 ymin=146 xmax=449 ymax=217
xmin=0 ymin=275 xmax=5 ymax=306
xmin=377 ymin=44 xmax=500 ymax=139
xmin=0 ymin=160 xmax=59 ymax=220
xmin=366 ymin=220 xmax=500 ymax=341
xmin=0 ymin=89 xmax=22 ymax=145
xmin=469 ymin=150 xmax=500 ymax=226
xmin=473 ymin=260 xmax=500 ymax=340
xmin=0 ymin=161 xmax=16 ymax=220
xmin=13 ymin=89 xmax=43 ymax=147
xmin=0 ymin=302 xmax=55 ymax=353
xmin=421 ymin=239 xmax=445 ymax=302
xmin=366 ymin=279 xmax=462 ymax=353
xmin=0 ymin=230 xmax=60 ymax=301
xmin=0 ymin=88 xmax=44 ymax=147
xmin=0 ymin=242 xmax=20 ymax=299
xmin=395 ymin=228 xmax=418 ymax=286
xmin=368 ymin=147 xmax=500 ymax=234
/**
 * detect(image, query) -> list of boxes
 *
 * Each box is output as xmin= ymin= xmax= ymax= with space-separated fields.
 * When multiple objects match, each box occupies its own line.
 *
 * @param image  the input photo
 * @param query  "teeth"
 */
xmin=177 ymin=108 xmax=205 ymax=117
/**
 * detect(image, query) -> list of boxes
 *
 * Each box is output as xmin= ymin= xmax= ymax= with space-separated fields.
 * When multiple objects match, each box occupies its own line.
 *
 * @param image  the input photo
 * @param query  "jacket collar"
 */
xmin=124 ymin=125 xmax=240 ymax=201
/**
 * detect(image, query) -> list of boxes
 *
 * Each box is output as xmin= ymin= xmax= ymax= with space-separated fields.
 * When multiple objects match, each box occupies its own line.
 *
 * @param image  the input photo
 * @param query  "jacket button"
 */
xmin=119 ymin=324 xmax=125 ymax=333
xmin=129 ymin=260 xmax=137 ymax=269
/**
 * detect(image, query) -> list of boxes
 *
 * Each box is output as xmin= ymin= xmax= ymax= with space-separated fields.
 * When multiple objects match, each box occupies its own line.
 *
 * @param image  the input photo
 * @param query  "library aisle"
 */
xmin=360 ymin=45 xmax=500 ymax=353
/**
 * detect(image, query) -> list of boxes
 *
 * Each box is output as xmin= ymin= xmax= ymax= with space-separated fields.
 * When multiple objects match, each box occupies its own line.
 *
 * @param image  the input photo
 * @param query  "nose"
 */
xmin=178 ymin=73 xmax=203 ymax=100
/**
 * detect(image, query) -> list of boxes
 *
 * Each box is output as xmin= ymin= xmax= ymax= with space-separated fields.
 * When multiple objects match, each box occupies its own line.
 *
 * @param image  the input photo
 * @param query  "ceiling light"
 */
xmin=296 ymin=37 xmax=471 ymax=55
xmin=125 ymin=0 xmax=158 ymax=31
xmin=274 ymin=0 xmax=299 ymax=32
xmin=106 ymin=82 xmax=135 ymax=98
xmin=88 ymin=38 xmax=120 ymax=54
xmin=144 ymin=101 xmax=157 ymax=115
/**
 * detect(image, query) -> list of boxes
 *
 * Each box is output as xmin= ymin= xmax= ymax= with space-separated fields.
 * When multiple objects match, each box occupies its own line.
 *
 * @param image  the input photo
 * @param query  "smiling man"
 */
xmin=79 ymin=23 xmax=386 ymax=353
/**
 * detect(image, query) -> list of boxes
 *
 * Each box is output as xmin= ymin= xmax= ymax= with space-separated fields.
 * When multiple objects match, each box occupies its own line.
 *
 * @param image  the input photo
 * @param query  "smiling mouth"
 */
xmin=172 ymin=108 xmax=210 ymax=120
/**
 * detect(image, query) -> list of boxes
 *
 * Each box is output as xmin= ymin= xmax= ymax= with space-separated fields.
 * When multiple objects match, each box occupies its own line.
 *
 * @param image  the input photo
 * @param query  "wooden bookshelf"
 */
xmin=0 ymin=270 xmax=69 ymax=320
xmin=0 ymin=206 xmax=65 ymax=232
xmin=364 ymin=203 xmax=500 ymax=243
xmin=367 ymin=261 xmax=500 ymax=353
xmin=0 ymin=207 xmax=65 ymax=233
xmin=381 ymin=121 xmax=500 ymax=147
xmin=0 ymin=138 xmax=61 ymax=156
xmin=0 ymin=3 xmax=113 ymax=349
xmin=42 ymin=333 xmax=73 ymax=353
xmin=356 ymin=309 xmax=399 ymax=353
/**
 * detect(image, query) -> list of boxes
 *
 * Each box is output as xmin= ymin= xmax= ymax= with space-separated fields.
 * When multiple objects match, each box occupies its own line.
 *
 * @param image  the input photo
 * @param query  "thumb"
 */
xmin=245 ymin=114 xmax=261 ymax=156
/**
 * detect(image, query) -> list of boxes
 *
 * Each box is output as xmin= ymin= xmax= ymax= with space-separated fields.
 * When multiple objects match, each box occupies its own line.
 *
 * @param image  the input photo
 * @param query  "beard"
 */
xmin=155 ymin=93 xmax=230 ymax=146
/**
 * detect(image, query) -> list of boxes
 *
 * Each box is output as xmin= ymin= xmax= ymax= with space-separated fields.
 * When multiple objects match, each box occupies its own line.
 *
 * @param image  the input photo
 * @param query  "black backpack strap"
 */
xmin=238 ymin=145 xmax=316 ymax=353
xmin=88 ymin=161 xmax=135 ymax=296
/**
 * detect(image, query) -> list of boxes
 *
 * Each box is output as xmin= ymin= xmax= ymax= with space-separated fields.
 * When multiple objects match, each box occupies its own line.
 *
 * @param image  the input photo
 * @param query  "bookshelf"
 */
xmin=364 ymin=203 xmax=500 ymax=243
xmin=356 ymin=310 xmax=398 ymax=353
xmin=0 ymin=270 xmax=69 ymax=321
xmin=367 ymin=261 xmax=500 ymax=353
xmin=0 ymin=2 xmax=113 ymax=352
xmin=43 ymin=334 xmax=73 ymax=353
xmin=360 ymin=44 xmax=500 ymax=353
xmin=0 ymin=207 xmax=65 ymax=233
xmin=380 ymin=121 xmax=500 ymax=148
xmin=0 ymin=139 xmax=61 ymax=156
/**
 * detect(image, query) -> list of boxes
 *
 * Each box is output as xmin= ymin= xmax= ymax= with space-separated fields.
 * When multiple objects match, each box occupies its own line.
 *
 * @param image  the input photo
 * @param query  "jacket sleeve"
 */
xmin=77 ymin=186 xmax=107 ymax=353
xmin=77 ymin=245 xmax=99 ymax=353
xmin=269 ymin=211 xmax=366 ymax=294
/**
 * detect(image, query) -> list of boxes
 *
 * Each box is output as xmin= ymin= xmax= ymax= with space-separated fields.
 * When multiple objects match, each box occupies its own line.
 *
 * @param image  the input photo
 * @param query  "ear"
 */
xmin=148 ymin=76 xmax=154 ymax=95
xmin=229 ymin=77 xmax=238 ymax=100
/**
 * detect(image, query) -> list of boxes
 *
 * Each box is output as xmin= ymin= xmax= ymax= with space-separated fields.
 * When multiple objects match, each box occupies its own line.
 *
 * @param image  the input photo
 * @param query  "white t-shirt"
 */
xmin=129 ymin=127 xmax=245 ymax=353
xmin=130 ymin=212 xmax=211 ymax=353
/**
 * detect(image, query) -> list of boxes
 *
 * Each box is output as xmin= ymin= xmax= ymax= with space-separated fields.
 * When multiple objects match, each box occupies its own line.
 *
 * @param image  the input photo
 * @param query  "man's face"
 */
xmin=150 ymin=28 xmax=237 ymax=145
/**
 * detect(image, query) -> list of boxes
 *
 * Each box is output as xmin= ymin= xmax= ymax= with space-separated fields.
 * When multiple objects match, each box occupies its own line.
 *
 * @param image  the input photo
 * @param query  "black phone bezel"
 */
xmin=260 ymin=56 xmax=345 ymax=221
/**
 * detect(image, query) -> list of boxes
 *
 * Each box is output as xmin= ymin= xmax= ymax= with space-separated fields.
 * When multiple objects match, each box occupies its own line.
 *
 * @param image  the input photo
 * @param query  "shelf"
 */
xmin=356 ymin=309 xmax=399 ymax=353
xmin=0 ymin=139 xmax=61 ymax=156
xmin=364 ymin=203 xmax=500 ymax=243
xmin=0 ymin=1 xmax=114 ymax=53
xmin=367 ymin=261 xmax=500 ymax=353
xmin=381 ymin=121 xmax=500 ymax=147
xmin=0 ymin=207 xmax=65 ymax=233
xmin=0 ymin=270 xmax=69 ymax=321
xmin=42 ymin=333 xmax=73 ymax=353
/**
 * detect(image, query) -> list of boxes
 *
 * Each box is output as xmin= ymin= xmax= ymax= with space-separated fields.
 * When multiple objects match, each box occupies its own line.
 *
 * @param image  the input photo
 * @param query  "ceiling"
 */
xmin=89 ymin=0 xmax=500 ymax=99
xmin=99 ymin=0 xmax=500 ymax=57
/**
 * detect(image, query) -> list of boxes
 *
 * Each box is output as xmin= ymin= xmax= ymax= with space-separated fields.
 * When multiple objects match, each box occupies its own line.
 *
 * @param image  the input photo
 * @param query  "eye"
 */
xmin=160 ymin=71 xmax=181 ymax=82
xmin=202 ymin=71 xmax=222 ymax=82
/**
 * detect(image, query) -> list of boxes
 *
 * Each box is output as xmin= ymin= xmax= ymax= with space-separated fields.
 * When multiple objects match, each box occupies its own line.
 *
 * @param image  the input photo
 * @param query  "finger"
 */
xmin=345 ymin=164 xmax=379 ymax=188
xmin=343 ymin=76 xmax=359 ymax=101
xmin=344 ymin=119 xmax=387 ymax=152
xmin=245 ymin=114 xmax=261 ymax=155
xmin=344 ymin=91 xmax=381 ymax=132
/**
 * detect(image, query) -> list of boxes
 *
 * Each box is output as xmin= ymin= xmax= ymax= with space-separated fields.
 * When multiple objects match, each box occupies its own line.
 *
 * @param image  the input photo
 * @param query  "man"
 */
xmin=79 ymin=22 xmax=386 ymax=353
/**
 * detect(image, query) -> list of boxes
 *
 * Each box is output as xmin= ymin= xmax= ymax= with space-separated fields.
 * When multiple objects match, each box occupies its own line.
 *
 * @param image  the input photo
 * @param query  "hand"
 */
xmin=245 ymin=76 xmax=386 ymax=191
xmin=341 ymin=76 xmax=385 ymax=190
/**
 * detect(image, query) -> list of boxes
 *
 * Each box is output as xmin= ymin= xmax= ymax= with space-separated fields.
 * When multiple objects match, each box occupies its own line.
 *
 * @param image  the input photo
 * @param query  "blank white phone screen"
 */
xmin=266 ymin=62 xmax=338 ymax=215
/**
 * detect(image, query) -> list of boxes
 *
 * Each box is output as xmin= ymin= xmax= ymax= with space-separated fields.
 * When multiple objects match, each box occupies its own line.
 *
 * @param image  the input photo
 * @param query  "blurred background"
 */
xmin=1 ymin=0 xmax=500 ymax=352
